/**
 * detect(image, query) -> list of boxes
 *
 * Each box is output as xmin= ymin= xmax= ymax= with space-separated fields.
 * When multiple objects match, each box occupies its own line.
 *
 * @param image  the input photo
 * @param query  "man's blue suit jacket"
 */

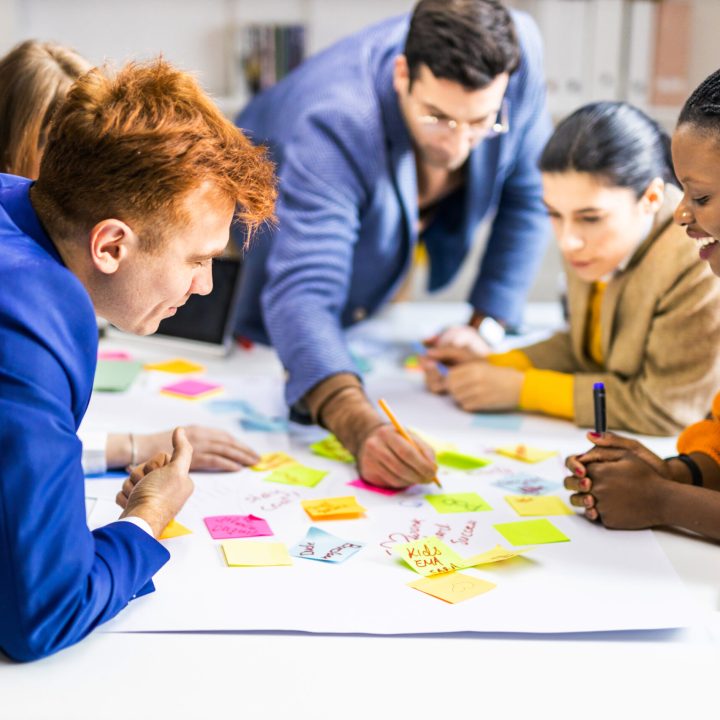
xmin=0 ymin=176 xmax=169 ymax=662
xmin=235 ymin=12 xmax=552 ymax=408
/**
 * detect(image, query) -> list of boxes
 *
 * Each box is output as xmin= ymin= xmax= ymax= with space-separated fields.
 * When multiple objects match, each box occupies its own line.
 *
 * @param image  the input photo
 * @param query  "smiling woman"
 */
xmin=422 ymin=101 xmax=720 ymax=436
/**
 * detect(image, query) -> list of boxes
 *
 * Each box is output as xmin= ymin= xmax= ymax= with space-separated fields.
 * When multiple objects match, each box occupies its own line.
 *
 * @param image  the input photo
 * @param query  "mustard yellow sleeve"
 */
xmin=488 ymin=349 xmax=534 ymax=371
xmin=519 ymin=369 xmax=575 ymax=421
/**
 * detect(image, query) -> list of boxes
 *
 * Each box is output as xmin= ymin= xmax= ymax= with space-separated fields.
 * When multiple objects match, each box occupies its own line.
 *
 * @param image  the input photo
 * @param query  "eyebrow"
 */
xmin=421 ymin=101 xmax=497 ymax=124
xmin=542 ymin=201 xmax=604 ymax=214
xmin=188 ymin=249 xmax=226 ymax=262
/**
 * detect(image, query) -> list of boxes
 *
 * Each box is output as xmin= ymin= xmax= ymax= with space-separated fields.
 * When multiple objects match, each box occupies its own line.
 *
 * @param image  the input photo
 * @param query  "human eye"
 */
xmin=580 ymin=216 xmax=603 ymax=224
xmin=693 ymin=195 xmax=710 ymax=206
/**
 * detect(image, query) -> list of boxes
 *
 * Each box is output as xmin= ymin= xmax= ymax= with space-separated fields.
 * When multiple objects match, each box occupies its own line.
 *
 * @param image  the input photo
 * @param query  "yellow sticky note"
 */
xmin=495 ymin=444 xmax=557 ymax=463
xmin=408 ymin=573 xmax=496 ymax=604
xmin=394 ymin=536 xmax=465 ymax=576
xmin=301 ymin=496 xmax=366 ymax=520
xmin=251 ymin=452 xmax=298 ymax=472
xmin=409 ymin=427 xmax=458 ymax=455
xmin=505 ymin=495 xmax=573 ymax=517
xmin=144 ymin=358 xmax=205 ymax=374
xmin=221 ymin=541 xmax=293 ymax=567
xmin=460 ymin=544 xmax=532 ymax=568
xmin=159 ymin=519 xmax=192 ymax=539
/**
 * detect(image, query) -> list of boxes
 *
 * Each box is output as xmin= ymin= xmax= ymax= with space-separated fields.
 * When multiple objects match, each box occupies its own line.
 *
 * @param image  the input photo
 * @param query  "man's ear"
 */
xmin=89 ymin=219 xmax=137 ymax=275
xmin=393 ymin=54 xmax=410 ymax=95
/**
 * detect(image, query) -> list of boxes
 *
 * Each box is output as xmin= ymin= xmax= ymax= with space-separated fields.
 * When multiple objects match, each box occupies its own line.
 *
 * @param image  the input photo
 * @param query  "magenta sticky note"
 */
xmin=161 ymin=379 xmax=222 ymax=398
xmin=203 ymin=514 xmax=273 ymax=540
xmin=98 ymin=350 xmax=132 ymax=360
xmin=347 ymin=478 xmax=401 ymax=496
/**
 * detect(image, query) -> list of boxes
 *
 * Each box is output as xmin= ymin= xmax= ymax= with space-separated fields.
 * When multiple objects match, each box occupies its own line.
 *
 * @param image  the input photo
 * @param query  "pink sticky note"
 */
xmin=161 ymin=379 xmax=223 ymax=398
xmin=348 ymin=478 xmax=401 ymax=496
xmin=203 ymin=514 xmax=273 ymax=540
xmin=98 ymin=350 xmax=132 ymax=361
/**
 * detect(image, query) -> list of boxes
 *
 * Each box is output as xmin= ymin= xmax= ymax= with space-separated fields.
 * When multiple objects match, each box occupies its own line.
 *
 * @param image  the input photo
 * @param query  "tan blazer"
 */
xmin=522 ymin=187 xmax=720 ymax=436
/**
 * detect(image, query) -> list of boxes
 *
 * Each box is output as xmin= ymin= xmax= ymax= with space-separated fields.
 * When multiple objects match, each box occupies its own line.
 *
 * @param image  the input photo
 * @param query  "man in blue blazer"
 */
xmin=235 ymin=0 xmax=552 ymax=489
xmin=0 ymin=60 xmax=275 ymax=661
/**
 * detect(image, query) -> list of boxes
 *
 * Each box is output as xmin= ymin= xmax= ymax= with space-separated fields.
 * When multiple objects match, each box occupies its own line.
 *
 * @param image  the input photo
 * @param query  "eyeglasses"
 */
xmin=416 ymin=98 xmax=510 ymax=140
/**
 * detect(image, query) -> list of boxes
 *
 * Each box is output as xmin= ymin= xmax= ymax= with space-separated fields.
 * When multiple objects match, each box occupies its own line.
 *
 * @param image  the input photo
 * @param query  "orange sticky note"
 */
xmin=159 ymin=519 xmax=192 ymax=539
xmin=144 ymin=358 xmax=205 ymax=374
xmin=251 ymin=452 xmax=298 ymax=472
xmin=301 ymin=496 xmax=366 ymax=520
xmin=408 ymin=573 xmax=496 ymax=604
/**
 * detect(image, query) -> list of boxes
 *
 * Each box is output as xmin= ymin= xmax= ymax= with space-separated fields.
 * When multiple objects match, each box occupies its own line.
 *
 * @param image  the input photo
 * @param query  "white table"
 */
xmin=2 ymin=303 xmax=719 ymax=718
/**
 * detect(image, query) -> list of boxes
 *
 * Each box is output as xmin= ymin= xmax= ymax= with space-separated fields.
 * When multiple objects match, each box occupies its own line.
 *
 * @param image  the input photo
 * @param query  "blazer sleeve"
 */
xmin=572 ymin=262 xmax=720 ymax=436
xmin=0 ymin=327 xmax=169 ymax=662
xmin=520 ymin=330 xmax=581 ymax=374
xmin=468 ymin=16 xmax=552 ymax=328
xmin=260 ymin=113 xmax=373 ymax=406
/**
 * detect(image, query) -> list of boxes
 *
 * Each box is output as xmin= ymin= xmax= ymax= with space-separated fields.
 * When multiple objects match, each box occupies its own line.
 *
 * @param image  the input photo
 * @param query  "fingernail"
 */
xmin=575 ymin=467 xmax=585 ymax=477
xmin=588 ymin=432 xmax=601 ymax=439
xmin=579 ymin=479 xmax=590 ymax=491
xmin=584 ymin=496 xmax=593 ymax=507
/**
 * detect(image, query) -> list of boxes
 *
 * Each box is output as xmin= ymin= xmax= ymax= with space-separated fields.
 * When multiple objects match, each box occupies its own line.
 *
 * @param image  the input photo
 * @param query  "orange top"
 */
xmin=677 ymin=391 xmax=720 ymax=465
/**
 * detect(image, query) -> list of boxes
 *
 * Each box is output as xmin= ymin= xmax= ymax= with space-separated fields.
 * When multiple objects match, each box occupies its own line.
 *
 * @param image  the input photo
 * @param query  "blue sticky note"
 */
xmin=85 ymin=469 xmax=127 ymax=480
xmin=207 ymin=399 xmax=259 ymax=415
xmin=240 ymin=417 xmax=288 ymax=433
xmin=290 ymin=526 xmax=364 ymax=563
xmin=472 ymin=413 xmax=524 ymax=431
xmin=492 ymin=474 xmax=561 ymax=496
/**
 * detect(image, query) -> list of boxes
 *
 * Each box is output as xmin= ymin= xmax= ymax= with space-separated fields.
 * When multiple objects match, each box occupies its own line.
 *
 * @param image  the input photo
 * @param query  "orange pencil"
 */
xmin=377 ymin=397 xmax=442 ymax=488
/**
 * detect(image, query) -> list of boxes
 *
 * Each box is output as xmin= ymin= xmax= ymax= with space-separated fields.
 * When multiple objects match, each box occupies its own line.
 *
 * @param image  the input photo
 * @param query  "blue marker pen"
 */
xmin=593 ymin=382 xmax=606 ymax=435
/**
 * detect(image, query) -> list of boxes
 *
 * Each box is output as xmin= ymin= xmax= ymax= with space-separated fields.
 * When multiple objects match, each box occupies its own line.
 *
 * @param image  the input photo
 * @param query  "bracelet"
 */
xmin=668 ymin=454 xmax=703 ymax=487
xmin=129 ymin=433 xmax=138 ymax=466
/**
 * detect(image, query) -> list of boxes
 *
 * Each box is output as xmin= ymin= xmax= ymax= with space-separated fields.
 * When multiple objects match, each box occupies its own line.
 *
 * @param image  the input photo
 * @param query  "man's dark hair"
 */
xmin=404 ymin=0 xmax=520 ymax=89
xmin=678 ymin=68 xmax=720 ymax=134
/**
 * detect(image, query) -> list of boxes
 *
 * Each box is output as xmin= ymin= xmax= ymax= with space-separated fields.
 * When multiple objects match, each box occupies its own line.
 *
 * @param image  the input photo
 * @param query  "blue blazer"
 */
xmin=0 ymin=176 xmax=169 ymax=662
xmin=235 ymin=12 xmax=551 ymax=407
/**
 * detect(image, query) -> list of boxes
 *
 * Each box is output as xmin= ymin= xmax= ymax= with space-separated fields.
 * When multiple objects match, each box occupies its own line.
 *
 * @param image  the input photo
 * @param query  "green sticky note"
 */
xmin=93 ymin=360 xmax=142 ymax=392
xmin=426 ymin=492 xmax=492 ymax=514
xmin=493 ymin=518 xmax=570 ymax=546
xmin=310 ymin=435 xmax=355 ymax=464
xmin=264 ymin=464 xmax=328 ymax=488
xmin=436 ymin=450 xmax=491 ymax=470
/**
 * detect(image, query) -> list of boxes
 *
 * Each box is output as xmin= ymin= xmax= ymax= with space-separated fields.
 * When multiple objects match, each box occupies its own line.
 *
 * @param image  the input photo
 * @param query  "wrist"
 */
xmin=665 ymin=455 xmax=702 ymax=486
xmin=120 ymin=506 xmax=168 ymax=538
xmin=320 ymin=387 xmax=385 ymax=457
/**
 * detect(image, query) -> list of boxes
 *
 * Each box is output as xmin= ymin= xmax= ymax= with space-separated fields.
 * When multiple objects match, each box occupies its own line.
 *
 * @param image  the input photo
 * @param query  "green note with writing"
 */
xmin=426 ymin=492 xmax=492 ymax=514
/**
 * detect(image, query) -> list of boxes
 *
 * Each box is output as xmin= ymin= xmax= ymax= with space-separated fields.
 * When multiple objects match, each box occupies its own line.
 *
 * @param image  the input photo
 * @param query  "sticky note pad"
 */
xmin=408 ymin=572 xmax=496 ymax=604
xmin=144 ymin=358 xmax=205 ymax=374
xmin=408 ymin=428 xmax=457 ymax=455
xmin=436 ymin=450 xmax=491 ymax=470
xmin=290 ymin=526 xmax=364 ymax=563
xmin=505 ymin=495 xmax=573 ymax=517
xmin=241 ymin=416 xmax=288 ymax=433
xmin=310 ymin=435 xmax=355 ymax=464
xmin=495 ymin=444 xmax=557 ymax=463
xmin=93 ymin=360 xmax=142 ymax=392
xmin=394 ymin=536 xmax=464 ymax=576
xmin=204 ymin=514 xmax=273 ymax=539
xmin=347 ymin=478 xmax=401 ymax=496
xmin=493 ymin=474 xmax=561 ymax=496
xmin=98 ymin=350 xmax=132 ymax=361
xmin=264 ymin=464 xmax=328 ymax=488
xmin=460 ymin=544 xmax=532 ymax=568
xmin=159 ymin=519 xmax=192 ymax=539
xmin=472 ymin=413 xmax=523 ymax=431
xmin=161 ymin=379 xmax=223 ymax=400
xmin=251 ymin=452 xmax=298 ymax=472
xmin=426 ymin=492 xmax=492 ymax=514
xmin=222 ymin=541 xmax=292 ymax=567
xmin=494 ymin=518 xmax=570 ymax=546
xmin=301 ymin=496 xmax=366 ymax=521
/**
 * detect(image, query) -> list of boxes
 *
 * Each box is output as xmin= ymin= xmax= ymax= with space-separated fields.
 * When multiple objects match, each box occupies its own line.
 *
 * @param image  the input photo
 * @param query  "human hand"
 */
xmin=357 ymin=424 xmax=437 ymax=489
xmin=424 ymin=325 xmax=491 ymax=356
xmin=441 ymin=361 xmax=523 ymax=412
xmin=419 ymin=345 xmax=481 ymax=395
xmin=117 ymin=428 xmax=195 ymax=537
xmin=136 ymin=425 xmax=260 ymax=471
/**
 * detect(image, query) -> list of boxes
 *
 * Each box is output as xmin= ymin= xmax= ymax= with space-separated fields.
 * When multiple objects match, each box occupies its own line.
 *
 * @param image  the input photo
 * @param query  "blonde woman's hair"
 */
xmin=0 ymin=40 xmax=90 ymax=178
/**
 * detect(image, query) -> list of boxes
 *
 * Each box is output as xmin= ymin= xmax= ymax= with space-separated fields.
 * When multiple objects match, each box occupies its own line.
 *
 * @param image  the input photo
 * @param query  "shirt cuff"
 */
xmin=78 ymin=428 xmax=108 ymax=475
xmin=117 ymin=516 xmax=155 ymax=538
xmin=488 ymin=349 xmax=534 ymax=371
xmin=519 ymin=369 xmax=575 ymax=420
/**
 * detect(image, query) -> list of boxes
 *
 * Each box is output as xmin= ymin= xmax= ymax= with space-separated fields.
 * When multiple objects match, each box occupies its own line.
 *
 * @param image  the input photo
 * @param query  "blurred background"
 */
xmin=1 ymin=0 xmax=716 ymax=304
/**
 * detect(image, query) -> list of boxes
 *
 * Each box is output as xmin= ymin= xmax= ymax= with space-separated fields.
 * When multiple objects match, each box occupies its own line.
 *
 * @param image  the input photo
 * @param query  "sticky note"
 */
xmin=408 ymin=572 xmax=496 ymax=604
xmin=265 ymin=464 xmax=328 ymax=488
xmin=493 ymin=474 xmax=561 ymax=496
xmin=251 ymin=452 xmax=298 ymax=472
xmin=310 ymin=435 xmax=355 ymax=464
xmin=460 ymin=544 xmax=532 ymax=567
xmin=425 ymin=492 xmax=492 ymax=514
xmin=347 ymin=478 xmax=401 ymax=496
xmin=408 ymin=428 xmax=458 ymax=454
xmin=349 ymin=351 xmax=372 ymax=373
xmin=290 ymin=526 xmax=364 ymax=563
xmin=98 ymin=350 xmax=132 ymax=361
xmin=472 ymin=413 xmax=523 ymax=431
xmin=505 ymin=495 xmax=573 ymax=517
xmin=240 ymin=417 xmax=288 ymax=433
xmin=93 ymin=360 xmax=142 ymax=392
xmin=301 ymin=496 xmax=366 ymax=521
xmin=403 ymin=354 xmax=421 ymax=371
xmin=221 ymin=541 xmax=292 ymax=567
xmin=395 ymin=536 xmax=465 ymax=576
xmin=436 ymin=450 xmax=491 ymax=470
xmin=161 ymin=379 xmax=223 ymax=400
xmin=159 ymin=519 xmax=192 ymax=539
xmin=144 ymin=358 xmax=205 ymax=374
xmin=204 ymin=514 xmax=273 ymax=539
xmin=494 ymin=518 xmax=570 ymax=546
xmin=495 ymin=444 xmax=557 ymax=463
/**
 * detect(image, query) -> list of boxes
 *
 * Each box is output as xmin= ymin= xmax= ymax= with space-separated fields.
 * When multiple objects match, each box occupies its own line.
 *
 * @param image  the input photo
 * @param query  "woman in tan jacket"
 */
xmin=421 ymin=101 xmax=720 ymax=436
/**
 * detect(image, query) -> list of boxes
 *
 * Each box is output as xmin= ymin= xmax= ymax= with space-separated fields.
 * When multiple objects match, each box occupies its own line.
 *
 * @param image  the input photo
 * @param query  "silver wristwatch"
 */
xmin=477 ymin=316 xmax=506 ymax=348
